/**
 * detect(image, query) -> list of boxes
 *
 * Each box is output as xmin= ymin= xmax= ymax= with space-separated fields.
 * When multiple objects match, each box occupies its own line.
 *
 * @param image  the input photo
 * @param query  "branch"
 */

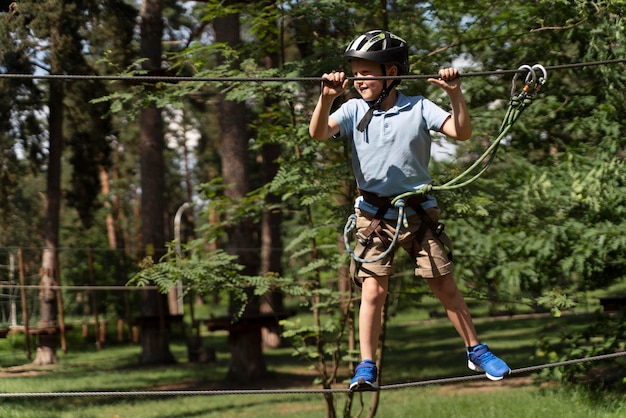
xmin=530 ymin=17 xmax=588 ymax=33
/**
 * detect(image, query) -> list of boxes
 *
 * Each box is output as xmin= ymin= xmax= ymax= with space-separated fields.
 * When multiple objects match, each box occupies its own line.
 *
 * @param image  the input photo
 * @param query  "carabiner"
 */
xmin=510 ymin=64 xmax=535 ymax=97
xmin=532 ymin=64 xmax=548 ymax=87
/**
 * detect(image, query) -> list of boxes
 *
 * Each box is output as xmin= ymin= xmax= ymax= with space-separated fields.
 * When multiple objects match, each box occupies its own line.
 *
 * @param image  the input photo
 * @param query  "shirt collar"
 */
xmin=372 ymin=92 xmax=410 ymax=115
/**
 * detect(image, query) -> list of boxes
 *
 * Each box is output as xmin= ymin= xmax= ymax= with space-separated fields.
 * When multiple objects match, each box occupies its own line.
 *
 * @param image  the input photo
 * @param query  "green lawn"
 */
xmin=0 ymin=301 xmax=624 ymax=418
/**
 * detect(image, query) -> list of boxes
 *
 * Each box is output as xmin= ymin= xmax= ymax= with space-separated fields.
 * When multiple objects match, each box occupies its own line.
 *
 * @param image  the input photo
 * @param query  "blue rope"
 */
xmin=343 ymin=199 xmax=408 ymax=264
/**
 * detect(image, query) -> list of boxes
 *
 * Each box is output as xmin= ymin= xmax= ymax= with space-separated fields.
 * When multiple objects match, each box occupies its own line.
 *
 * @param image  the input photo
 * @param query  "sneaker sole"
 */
xmin=468 ymin=360 xmax=511 ymax=381
xmin=349 ymin=377 xmax=379 ymax=392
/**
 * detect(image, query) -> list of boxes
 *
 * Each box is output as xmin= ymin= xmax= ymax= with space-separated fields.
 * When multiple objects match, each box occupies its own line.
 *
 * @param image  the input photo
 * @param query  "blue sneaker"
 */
xmin=467 ymin=343 xmax=511 ymax=381
xmin=349 ymin=360 xmax=379 ymax=391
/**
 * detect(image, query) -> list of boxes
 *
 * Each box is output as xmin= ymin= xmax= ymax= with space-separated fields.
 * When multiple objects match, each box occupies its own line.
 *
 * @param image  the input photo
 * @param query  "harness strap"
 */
xmin=406 ymin=200 xmax=454 ymax=262
xmin=358 ymin=189 xmax=392 ymax=246
xmin=350 ymin=194 xmax=392 ymax=280
xmin=360 ymin=189 xmax=453 ymax=261
xmin=358 ymin=198 xmax=390 ymax=243
xmin=360 ymin=189 xmax=427 ymax=210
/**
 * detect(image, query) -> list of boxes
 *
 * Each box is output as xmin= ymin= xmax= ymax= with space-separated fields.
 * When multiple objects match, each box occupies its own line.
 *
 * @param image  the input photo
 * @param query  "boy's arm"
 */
xmin=428 ymin=68 xmax=472 ymax=141
xmin=309 ymin=72 xmax=348 ymax=140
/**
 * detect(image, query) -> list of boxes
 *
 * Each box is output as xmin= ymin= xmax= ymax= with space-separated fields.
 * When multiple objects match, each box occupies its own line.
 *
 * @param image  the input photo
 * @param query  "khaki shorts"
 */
xmin=349 ymin=207 xmax=454 ymax=280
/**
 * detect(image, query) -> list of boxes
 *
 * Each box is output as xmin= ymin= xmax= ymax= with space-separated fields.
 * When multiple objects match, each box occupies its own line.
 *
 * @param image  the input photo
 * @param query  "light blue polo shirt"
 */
xmin=330 ymin=92 xmax=451 ymax=218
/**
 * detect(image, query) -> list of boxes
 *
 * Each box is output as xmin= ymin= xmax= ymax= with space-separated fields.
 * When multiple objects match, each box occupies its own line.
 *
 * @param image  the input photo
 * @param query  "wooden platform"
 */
xmin=1 ymin=324 xmax=74 ymax=338
xmin=203 ymin=311 xmax=294 ymax=333
xmin=133 ymin=314 xmax=184 ymax=326
xmin=599 ymin=296 xmax=626 ymax=312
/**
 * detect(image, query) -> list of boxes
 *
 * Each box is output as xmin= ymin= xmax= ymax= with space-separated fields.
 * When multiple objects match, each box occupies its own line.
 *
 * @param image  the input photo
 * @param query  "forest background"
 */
xmin=0 ymin=0 xmax=625 ymax=415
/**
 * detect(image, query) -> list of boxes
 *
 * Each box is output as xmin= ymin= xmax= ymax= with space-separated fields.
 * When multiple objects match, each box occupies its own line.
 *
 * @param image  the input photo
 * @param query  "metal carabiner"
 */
xmin=511 ymin=64 xmax=535 ymax=97
xmin=532 ymin=64 xmax=548 ymax=87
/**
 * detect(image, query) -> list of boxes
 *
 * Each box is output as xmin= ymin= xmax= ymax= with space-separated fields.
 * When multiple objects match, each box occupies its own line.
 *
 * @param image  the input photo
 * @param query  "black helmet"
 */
xmin=344 ymin=30 xmax=409 ymax=75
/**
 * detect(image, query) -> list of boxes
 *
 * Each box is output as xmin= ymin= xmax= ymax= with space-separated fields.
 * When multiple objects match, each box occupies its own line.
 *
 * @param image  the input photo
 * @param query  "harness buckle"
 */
xmin=356 ymin=231 xmax=373 ymax=246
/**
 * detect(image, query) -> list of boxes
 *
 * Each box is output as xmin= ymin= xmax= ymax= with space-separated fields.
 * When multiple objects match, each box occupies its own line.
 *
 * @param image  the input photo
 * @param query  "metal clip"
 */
xmin=356 ymin=231 xmax=372 ymax=246
xmin=532 ymin=64 xmax=548 ymax=90
xmin=511 ymin=64 xmax=548 ymax=98
xmin=510 ymin=65 xmax=535 ymax=97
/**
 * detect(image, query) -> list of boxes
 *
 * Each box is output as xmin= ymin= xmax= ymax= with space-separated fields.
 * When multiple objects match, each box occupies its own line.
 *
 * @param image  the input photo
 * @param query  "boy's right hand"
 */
xmin=321 ymin=71 xmax=348 ymax=99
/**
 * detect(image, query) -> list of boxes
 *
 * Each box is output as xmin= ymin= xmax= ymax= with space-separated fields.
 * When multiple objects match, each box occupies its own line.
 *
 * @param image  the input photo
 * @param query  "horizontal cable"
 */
xmin=0 ymin=58 xmax=624 ymax=83
xmin=383 ymin=351 xmax=626 ymax=390
xmin=0 ymin=351 xmax=623 ymax=398
xmin=0 ymin=284 xmax=157 ymax=291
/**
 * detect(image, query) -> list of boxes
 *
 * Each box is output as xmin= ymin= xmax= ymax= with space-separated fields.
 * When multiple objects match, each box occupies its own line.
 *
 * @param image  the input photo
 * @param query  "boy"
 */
xmin=309 ymin=30 xmax=510 ymax=391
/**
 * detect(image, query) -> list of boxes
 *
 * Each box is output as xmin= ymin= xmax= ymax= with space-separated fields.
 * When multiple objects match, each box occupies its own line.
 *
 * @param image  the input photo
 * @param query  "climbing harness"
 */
xmin=344 ymin=64 xmax=548 ymax=264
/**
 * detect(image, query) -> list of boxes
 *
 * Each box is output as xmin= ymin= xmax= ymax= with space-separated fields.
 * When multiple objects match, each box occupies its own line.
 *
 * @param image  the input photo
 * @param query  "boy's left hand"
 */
xmin=428 ymin=68 xmax=461 ymax=93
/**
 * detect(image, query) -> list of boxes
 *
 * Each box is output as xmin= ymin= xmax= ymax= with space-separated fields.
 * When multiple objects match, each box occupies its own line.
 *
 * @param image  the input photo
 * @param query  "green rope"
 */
xmin=392 ymin=65 xmax=547 ymax=203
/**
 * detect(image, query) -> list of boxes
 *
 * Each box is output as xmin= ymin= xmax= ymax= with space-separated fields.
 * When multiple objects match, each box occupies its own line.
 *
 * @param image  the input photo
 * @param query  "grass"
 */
xmin=0 ymin=376 xmax=623 ymax=418
xmin=0 ymin=298 xmax=624 ymax=418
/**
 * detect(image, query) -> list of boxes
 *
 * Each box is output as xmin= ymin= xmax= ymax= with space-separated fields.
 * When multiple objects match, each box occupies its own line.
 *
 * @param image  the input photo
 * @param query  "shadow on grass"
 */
xmin=0 ymin=369 xmax=331 ymax=418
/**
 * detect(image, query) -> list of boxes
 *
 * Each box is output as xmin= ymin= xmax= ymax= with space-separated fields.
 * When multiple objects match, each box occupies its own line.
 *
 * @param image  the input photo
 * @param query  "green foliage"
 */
xmin=535 ymin=311 xmax=626 ymax=399
xmin=450 ymin=148 xmax=626 ymax=311
xmin=3 ymin=3 xmax=626 ymax=412
xmin=129 ymin=240 xmax=250 ymax=316
xmin=280 ymin=284 xmax=354 ymax=365
xmin=536 ymin=289 xmax=577 ymax=318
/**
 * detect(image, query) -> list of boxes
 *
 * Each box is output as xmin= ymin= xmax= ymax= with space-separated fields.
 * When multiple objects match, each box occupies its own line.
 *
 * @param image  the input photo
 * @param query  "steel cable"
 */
xmin=0 ymin=58 xmax=624 ymax=83
xmin=0 ymin=351 xmax=624 ymax=398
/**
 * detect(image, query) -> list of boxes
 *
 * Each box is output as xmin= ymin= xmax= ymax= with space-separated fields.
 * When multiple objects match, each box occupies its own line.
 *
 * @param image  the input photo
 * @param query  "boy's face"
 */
xmin=351 ymin=59 xmax=397 ymax=101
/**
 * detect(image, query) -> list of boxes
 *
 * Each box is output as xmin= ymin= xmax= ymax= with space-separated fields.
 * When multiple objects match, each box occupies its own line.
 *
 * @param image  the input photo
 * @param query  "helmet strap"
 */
xmin=356 ymin=65 xmax=399 ymax=132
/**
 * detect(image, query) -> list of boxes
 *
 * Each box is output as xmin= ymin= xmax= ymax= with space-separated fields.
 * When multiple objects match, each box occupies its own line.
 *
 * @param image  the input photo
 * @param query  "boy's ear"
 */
xmin=387 ymin=64 xmax=399 ymax=76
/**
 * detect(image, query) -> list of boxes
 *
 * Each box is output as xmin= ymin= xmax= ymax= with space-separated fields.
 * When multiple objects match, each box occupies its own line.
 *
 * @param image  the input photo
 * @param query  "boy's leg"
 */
xmin=427 ymin=272 xmax=510 ymax=380
xmin=350 ymin=274 xmax=388 ymax=391
xmin=426 ymin=272 xmax=479 ymax=347
xmin=359 ymin=275 xmax=389 ymax=361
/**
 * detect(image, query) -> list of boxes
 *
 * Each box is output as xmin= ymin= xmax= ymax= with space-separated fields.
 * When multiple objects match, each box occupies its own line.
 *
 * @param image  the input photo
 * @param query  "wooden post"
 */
xmin=117 ymin=318 xmax=124 ymax=342
xmin=54 ymin=251 xmax=67 ymax=353
xmin=18 ymin=249 xmax=31 ymax=360
xmin=87 ymin=247 xmax=101 ymax=349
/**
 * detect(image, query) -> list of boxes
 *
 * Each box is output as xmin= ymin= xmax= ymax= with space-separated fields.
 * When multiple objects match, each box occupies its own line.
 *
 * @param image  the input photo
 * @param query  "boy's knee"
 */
xmin=429 ymin=273 xmax=460 ymax=298
xmin=360 ymin=276 xmax=388 ymax=304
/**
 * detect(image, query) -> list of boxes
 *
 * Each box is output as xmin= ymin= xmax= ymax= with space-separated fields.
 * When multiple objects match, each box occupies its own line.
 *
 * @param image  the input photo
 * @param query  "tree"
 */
xmin=1 ymin=0 xmax=141 ymax=361
xmin=252 ymin=0 xmax=286 ymax=349
xmin=211 ymin=0 xmax=266 ymax=379
xmin=424 ymin=0 xmax=626 ymax=312
xmin=137 ymin=0 xmax=175 ymax=364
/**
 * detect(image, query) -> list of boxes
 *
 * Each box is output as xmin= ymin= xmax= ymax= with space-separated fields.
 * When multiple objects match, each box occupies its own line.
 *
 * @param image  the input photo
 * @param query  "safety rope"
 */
xmin=0 ymin=351 xmax=623 ymax=397
xmin=343 ymin=199 xmax=409 ymax=264
xmin=343 ymin=64 xmax=547 ymax=262
xmin=393 ymin=64 xmax=547 ymax=201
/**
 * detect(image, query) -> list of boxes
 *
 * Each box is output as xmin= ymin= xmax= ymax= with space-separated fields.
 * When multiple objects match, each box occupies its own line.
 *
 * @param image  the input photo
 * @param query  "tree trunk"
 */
xmin=34 ymin=249 xmax=58 ymax=367
xmin=228 ymin=327 xmax=266 ymax=382
xmin=138 ymin=0 xmax=173 ymax=365
xmin=213 ymin=1 xmax=265 ymax=380
xmin=99 ymin=165 xmax=117 ymax=249
xmin=259 ymin=42 xmax=284 ymax=349
xmin=33 ymin=17 xmax=65 ymax=365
